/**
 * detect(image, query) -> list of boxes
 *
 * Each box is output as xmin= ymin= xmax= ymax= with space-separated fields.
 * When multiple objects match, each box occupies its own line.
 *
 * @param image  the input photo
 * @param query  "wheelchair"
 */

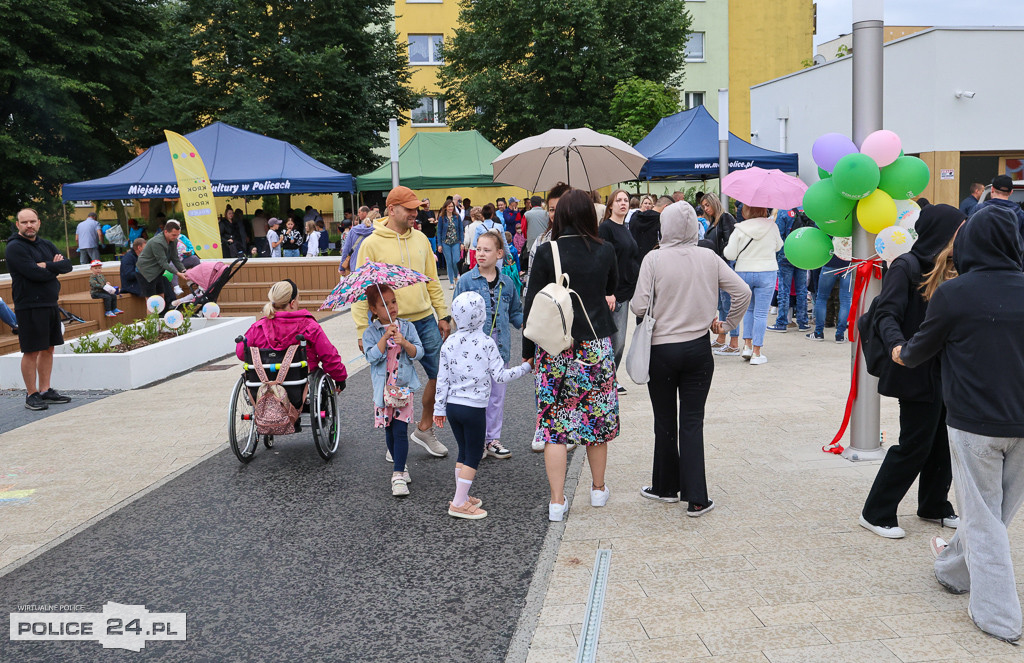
xmin=228 ymin=333 xmax=341 ymax=463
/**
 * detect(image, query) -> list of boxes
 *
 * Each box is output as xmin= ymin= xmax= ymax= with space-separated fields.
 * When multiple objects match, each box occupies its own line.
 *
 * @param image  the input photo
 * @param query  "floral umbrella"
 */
xmin=320 ymin=261 xmax=431 ymax=312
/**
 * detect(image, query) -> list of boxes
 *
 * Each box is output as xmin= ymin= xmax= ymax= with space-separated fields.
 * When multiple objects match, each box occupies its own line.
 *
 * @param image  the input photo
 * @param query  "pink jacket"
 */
xmin=236 ymin=310 xmax=348 ymax=383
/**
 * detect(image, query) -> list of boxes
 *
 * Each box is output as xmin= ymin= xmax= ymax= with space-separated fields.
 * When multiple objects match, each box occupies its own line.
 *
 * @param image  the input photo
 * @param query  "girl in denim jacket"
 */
xmin=362 ymin=285 xmax=423 ymax=497
xmin=453 ymin=230 xmax=523 ymax=459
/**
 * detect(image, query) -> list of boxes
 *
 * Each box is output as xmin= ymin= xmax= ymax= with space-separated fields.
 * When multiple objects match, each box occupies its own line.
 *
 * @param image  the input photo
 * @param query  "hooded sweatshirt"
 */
xmin=629 ymin=209 xmax=662 ymax=263
xmin=350 ymin=218 xmax=449 ymax=339
xmin=631 ymin=202 xmax=752 ymax=345
xmin=874 ymin=204 xmax=964 ymax=402
xmin=6 ymin=232 xmax=74 ymax=308
xmin=434 ymin=292 xmax=531 ymax=413
xmin=722 ymin=216 xmax=784 ymax=272
xmin=237 ymin=310 xmax=349 ymax=384
xmin=901 ymin=205 xmax=1024 ymax=436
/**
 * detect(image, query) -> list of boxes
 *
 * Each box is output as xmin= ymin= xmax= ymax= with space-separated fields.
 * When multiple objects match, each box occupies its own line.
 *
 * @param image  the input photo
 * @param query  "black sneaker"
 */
xmin=25 ymin=393 xmax=48 ymax=410
xmin=40 ymin=388 xmax=71 ymax=404
xmin=640 ymin=486 xmax=679 ymax=503
xmin=10 ymin=327 xmax=17 ymax=335
xmin=616 ymin=385 xmax=627 ymax=395
xmin=805 ymin=332 xmax=824 ymax=341
xmin=687 ymin=500 xmax=715 ymax=517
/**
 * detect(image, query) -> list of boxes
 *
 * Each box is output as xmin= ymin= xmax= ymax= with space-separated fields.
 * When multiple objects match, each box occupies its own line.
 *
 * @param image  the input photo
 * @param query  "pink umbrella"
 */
xmin=722 ymin=167 xmax=808 ymax=210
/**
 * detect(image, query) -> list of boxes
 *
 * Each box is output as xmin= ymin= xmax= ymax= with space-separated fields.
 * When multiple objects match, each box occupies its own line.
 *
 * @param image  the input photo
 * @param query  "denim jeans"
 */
xmin=815 ymin=266 xmax=854 ymax=337
xmin=717 ymin=260 xmax=739 ymax=338
xmin=441 ymin=242 xmax=461 ymax=284
xmin=0 ymin=298 xmax=16 ymax=329
xmin=774 ymin=263 xmax=808 ymax=327
xmin=738 ymin=271 xmax=777 ymax=347
xmin=935 ymin=426 xmax=1024 ymax=642
xmin=283 ymin=248 xmax=301 ymax=258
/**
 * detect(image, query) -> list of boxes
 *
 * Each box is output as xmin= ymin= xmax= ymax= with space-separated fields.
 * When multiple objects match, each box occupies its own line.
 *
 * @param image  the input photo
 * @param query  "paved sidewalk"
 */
xmin=527 ymin=331 xmax=1024 ymax=662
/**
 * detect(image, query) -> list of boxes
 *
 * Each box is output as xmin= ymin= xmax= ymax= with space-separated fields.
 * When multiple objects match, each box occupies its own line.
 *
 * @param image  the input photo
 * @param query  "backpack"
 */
xmin=250 ymin=345 xmax=301 ymax=435
xmin=857 ymin=253 xmax=920 ymax=379
xmin=524 ymin=240 xmax=596 ymax=356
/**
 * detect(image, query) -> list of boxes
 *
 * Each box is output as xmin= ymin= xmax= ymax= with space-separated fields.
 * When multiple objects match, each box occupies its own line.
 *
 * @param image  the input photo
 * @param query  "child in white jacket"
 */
xmin=434 ymin=292 xmax=532 ymax=519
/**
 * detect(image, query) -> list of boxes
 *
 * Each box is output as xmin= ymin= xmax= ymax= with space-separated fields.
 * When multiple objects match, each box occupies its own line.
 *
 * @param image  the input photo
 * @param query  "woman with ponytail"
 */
xmin=236 ymin=280 xmax=348 ymax=386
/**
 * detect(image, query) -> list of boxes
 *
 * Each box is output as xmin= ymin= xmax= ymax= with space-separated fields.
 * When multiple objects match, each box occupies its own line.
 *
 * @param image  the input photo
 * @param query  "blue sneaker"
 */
xmin=766 ymin=323 xmax=788 ymax=333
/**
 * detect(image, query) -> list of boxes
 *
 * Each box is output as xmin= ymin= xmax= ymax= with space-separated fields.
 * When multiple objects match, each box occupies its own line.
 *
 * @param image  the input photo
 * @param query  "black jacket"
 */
xmin=902 ymin=205 xmax=1024 ymax=437
xmin=704 ymin=212 xmax=736 ymax=257
xmin=598 ymin=218 xmax=638 ymax=301
xmin=120 ymin=249 xmax=142 ymax=296
xmin=522 ymin=234 xmax=618 ymax=359
xmin=6 ymin=232 xmax=73 ymax=309
xmin=629 ymin=210 xmax=661 ymax=263
xmin=875 ymin=204 xmax=964 ymax=401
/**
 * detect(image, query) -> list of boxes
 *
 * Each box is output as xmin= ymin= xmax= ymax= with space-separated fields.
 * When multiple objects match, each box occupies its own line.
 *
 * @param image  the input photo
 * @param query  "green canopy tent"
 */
xmin=356 ymin=130 xmax=509 ymax=191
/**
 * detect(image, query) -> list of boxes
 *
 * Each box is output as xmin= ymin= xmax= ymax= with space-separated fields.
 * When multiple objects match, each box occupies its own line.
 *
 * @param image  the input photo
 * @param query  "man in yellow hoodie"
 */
xmin=353 ymin=186 xmax=451 ymax=457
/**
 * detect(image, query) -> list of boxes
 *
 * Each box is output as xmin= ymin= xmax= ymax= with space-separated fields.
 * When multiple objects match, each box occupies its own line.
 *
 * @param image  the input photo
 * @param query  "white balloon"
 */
xmin=874 ymin=225 xmax=917 ymax=264
xmin=163 ymin=310 xmax=184 ymax=330
xmin=146 ymin=295 xmax=165 ymax=314
xmin=832 ymin=236 xmax=853 ymax=261
xmin=202 ymin=302 xmax=221 ymax=319
xmin=895 ymin=199 xmax=921 ymax=230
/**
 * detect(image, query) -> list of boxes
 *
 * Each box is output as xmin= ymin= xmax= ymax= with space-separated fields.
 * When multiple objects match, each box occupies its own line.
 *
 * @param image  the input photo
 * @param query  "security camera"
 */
xmin=955 ymin=90 xmax=976 ymax=99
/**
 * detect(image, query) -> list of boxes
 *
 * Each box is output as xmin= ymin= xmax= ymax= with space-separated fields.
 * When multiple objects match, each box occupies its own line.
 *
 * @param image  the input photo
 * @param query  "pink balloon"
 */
xmin=860 ymin=130 xmax=902 ymax=168
xmin=812 ymin=133 xmax=859 ymax=173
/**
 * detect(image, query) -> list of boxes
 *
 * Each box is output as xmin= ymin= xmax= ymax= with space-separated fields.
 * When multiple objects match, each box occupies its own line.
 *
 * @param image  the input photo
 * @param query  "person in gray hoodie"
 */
xmin=722 ymin=205 xmax=784 ymax=364
xmin=434 ymin=292 xmax=533 ymax=520
xmin=630 ymin=202 xmax=751 ymax=514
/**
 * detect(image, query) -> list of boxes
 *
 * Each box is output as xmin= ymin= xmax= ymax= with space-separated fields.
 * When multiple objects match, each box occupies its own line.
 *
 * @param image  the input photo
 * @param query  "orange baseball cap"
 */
xmin=385 ymin=186 xmax=426 ymax=210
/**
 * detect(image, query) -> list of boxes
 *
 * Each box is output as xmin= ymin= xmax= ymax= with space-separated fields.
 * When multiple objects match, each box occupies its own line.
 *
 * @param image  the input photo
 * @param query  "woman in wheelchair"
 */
xmin=236 ymin=279 xmax=348 ymax=387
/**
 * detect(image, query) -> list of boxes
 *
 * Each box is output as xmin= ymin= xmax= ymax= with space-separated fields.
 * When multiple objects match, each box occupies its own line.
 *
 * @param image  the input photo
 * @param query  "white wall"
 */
xmin=750 ymin=28 xmax=1024 ymax=183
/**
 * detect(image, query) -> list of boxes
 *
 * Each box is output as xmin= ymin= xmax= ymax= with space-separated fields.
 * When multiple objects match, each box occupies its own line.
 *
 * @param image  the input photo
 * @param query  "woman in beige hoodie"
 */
xmin=722 ymin=206 xmax=784 ymax=364
xmin=631 ymin=202 xmax=750 ymax=515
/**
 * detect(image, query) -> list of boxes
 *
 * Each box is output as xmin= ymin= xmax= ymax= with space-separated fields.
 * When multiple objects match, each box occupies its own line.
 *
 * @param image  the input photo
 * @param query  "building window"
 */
xmin=411 ymin=97 xmax=446 ymax=126
xmin=684 ymin=91 xmax=705 ymax=109
xmin=408 ymin=34 xmax=443 ymax=65
xmin=685 ymin=32 xmax=705 ymax=62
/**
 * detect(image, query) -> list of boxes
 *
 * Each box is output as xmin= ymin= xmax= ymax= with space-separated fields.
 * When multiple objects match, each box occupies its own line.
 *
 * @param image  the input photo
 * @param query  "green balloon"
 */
xmin=784 ymin=227 xmax=834 ymax=270
xmin=878 ymin=156 xmax=930 ymax=200
xmin=832 ymin=153 xmax=880 ymax=200
xmin=803 ymin=179 xmax=855 ymax=237
xmin=817 ymin=166 xmax=831 ymax=180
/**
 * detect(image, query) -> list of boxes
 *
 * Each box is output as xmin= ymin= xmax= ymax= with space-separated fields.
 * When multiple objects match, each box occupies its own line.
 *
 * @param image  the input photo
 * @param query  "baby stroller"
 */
xmin=180 ymin=254 xmax=248 ymax=309
xmin=228 ymin=333 xmax=341 ymax=463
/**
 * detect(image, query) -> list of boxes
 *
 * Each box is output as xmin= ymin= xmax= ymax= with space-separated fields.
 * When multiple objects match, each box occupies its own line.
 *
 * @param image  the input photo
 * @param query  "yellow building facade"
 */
xmin=394 ymin=0 xmax=460 ymax=146
xmin=727 ymin=0 xmax=814 ymax=140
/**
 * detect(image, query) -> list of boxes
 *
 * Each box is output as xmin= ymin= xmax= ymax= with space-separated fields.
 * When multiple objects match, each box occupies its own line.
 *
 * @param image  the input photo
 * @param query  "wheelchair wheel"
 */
xmin=228 ymin=375 xmax=258 ymax=463
xmin=310 ymin=371 xmax=341 ymax=461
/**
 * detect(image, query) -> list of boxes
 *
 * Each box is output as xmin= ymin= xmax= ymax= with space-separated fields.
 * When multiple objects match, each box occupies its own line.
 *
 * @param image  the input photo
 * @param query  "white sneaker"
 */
xmin=410 ymin=426 xmax=448 ymax=457
xmin=385 ymin=449 xmax=392 ymax=462
xmin=532 ymin=431 xmax=545 ymax=452
xmin=549 ymin=497 xmax=569 ymax=522
xmin=859 ymin=515 xmax=905 ymax=539
xmin=741 ymin=346 xmax=753 ymax=360
xmin=713 ymin=345 xmax=742 ymax=356
xmin=749 ymin=354 xmax=767 ymax=365
xmin=485 ymin=440 xmax=512 ymax=459
xmin=921 ymin=515 xmax=960 ymax=528
xmin=391 ymin=477 xmax=409 ymax=497
xmin=590 ymin=485 xmax=610 ymax=507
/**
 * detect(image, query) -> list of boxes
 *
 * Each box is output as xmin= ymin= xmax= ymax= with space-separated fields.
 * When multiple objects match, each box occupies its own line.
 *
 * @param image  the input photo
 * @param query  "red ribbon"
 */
xmin=823 ymin=258 xmax=883 ymax=454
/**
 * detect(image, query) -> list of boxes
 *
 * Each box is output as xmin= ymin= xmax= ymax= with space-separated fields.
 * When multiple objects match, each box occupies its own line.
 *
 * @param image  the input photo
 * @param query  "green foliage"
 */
xmin=108 ymin=322 xmax=139 ymax=348
xmin=608 ymin=78 xmax=680 ymax=145
xmin=178 ymin=304 xmax=198 ymax=335
xmin=134 ymin=0 xmax=418 ymax=176
xmin=0 ymin=0 xmax=153 ymax=217
xmin=139 ymin=313 xmax=162 ymax=344
xmin=71 ymin=332 xmax=115 ymax=354
xmin=439 ymin=0 xmax=691 ymax=149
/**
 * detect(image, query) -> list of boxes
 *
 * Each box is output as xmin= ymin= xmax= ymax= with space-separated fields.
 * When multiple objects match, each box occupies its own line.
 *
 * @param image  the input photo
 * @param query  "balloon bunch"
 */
xmin=784 ymin=130 xmax=930 ymax=270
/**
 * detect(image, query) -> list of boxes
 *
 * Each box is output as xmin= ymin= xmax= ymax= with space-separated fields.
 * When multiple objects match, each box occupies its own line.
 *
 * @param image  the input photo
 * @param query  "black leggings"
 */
xmin=448 ymin=403 xmax=486 ymax=470
xmin=861 ymin=397 xmax=953 ymax=527
xmin=646 ymin=337 xmax=714 ymax=505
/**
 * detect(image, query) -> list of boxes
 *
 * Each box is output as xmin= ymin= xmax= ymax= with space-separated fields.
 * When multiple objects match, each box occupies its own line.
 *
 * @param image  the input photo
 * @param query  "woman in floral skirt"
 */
xmin=522 ymin=188 xmax=620 ymax=522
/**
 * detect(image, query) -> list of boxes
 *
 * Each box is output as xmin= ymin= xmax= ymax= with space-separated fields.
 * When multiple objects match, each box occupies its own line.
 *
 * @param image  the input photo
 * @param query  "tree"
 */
xmin=136 ymin=0 xmax=418 ymax=177
xmin=0 ymin=0 xmax=155 ymax=217
xmin=608 ymin=77 xmax=680 ymax=145
xmin=438 ymin=0 xmax=691 ymax=149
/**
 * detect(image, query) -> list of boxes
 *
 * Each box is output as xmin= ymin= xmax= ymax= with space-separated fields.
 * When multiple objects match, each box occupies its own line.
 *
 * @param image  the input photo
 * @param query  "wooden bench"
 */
xmin=58 ymin=291 xmax=149 ymax=330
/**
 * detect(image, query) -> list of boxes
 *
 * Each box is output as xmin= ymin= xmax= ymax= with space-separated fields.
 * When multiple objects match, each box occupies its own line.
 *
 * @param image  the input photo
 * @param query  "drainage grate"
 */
xmin=576 ymin=548 xmax=612 ymax=663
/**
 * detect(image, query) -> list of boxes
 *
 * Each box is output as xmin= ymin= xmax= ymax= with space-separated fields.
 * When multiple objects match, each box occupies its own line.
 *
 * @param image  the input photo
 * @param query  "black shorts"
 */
xmin=16 ymin=307 xmax=64 ymax=354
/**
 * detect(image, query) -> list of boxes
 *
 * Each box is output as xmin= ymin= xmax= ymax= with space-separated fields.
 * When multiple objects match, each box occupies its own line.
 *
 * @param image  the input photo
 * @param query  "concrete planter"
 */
xmin=0 ymin=316 xmax=254 ymax=391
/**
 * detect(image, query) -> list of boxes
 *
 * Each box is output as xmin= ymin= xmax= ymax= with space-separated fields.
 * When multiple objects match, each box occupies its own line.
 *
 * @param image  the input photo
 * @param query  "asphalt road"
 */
xmin=0 ymin=338 xmax=556 ymax=662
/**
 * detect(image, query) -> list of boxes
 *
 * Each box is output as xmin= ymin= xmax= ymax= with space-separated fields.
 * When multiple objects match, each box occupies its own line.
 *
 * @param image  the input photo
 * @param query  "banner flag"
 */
xmin=164 ymin=130 xmax=222 ymax=259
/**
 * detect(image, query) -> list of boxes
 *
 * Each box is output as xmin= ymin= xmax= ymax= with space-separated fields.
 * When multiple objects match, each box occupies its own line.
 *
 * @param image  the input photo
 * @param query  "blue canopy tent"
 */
xmin=62 ymin=122 xmax=355 ymax=200
xmin=635 ymin=106 xmax=798 ymax=180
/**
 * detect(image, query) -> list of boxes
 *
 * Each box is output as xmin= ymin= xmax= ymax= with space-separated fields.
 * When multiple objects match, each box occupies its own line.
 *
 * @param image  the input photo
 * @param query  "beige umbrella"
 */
xmin=491 ymin=128 xmax=647 ymax=192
